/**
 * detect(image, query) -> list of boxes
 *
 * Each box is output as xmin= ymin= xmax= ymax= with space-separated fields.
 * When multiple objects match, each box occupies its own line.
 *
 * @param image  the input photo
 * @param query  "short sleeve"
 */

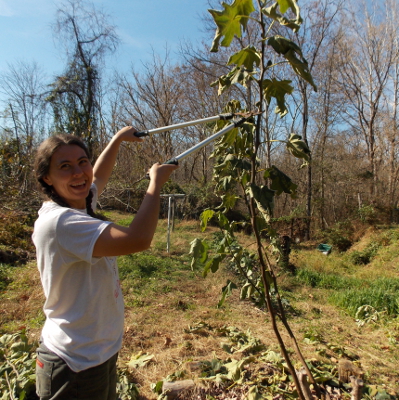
xmin=56 ymin=211 xmax=112 ymax=264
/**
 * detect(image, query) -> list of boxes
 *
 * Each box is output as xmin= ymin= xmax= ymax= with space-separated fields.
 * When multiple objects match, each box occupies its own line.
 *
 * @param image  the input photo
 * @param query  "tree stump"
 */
xmin=350 ymin=376 xmax=364 ymax=400
xmin=338 ymin=360 xmax=363 ymax=383
xmin=162 ymin=379 xmax=195 ymax=399
xmin=296 ymin=368 xmax=313 ymax=400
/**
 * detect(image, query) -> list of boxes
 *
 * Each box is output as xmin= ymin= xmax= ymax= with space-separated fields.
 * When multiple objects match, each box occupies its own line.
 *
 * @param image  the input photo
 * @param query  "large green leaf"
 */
xmin=211 ymin=66 xmax=254 ymax=95
xmin=217 ymin=280 xmax=238 ymax=308
xmin=215 ymin=154 xmax=252 ymax=174
xmin=209 ymin=0 xmax=255 ymax=52
xmin=189 ymin=238 xmax=209 ymax=269
xmin=227 ymin=46 xmax=261 ymax=72
xmin=214 ymin=154 xmax=237 ymax=171
xmin=268 ymin=36 xmax=317 ymax=91
xmin=203 ymin=255 xmax=225 ymax=278
xmin=262 ymin=78 xmax=294 ymax=117
xmin=224 ymin=356 xmax=255 ymax=382
xmin=200 ymin=209 xmax=215 ymax=232
xmin=286 ymin=133 xmax=311 ymax=164
xmin=264 ymin=165 xmax=297 ymax=197
xmin=240 ymin=281 xmax=255 ymax=300
xmin=221 ymin=126 xmax=239 ymax=146
xmin=220 ymin=175 xmax=234 ymax=191
xmin=284 ymin=49 xmax=317 ymax=91
xmin=276 ymin=0 xmax=294 ymax=13
xmin=262 ymin=0 xmax=302 ymax=32
xmin=218 ymin=212 xmax=231 ymax=230
xmin=220 ymin=192 xmax=240 ymax=211
xmin=267 ymin=35 xmax=303 ymax=56
xmin=246 ymin=184 xmax=275 ymax=222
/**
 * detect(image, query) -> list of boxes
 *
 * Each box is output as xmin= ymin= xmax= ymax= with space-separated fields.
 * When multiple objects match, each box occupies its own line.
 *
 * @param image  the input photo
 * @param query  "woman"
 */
xmin=32 ymin=126 xmax=177 ymax=400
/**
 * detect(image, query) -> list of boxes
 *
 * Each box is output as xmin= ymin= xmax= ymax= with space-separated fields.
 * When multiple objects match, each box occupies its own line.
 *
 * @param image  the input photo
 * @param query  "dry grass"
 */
xmin=1 ymin=214 xmax=399 ymax=399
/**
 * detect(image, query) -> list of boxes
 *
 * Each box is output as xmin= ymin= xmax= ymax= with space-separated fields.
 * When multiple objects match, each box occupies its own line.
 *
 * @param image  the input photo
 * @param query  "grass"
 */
xmin=1 ymin=213 xmax=399 ymax=399
xmin=296 ymin=269 xmax=399 ymax=316
xmin=0 ymin=263 xmax=14 ymax=291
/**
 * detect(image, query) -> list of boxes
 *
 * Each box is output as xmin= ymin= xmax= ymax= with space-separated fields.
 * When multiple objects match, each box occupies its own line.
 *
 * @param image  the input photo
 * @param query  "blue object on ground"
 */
xmin=317 ymin=244 xmax=332 ymax=254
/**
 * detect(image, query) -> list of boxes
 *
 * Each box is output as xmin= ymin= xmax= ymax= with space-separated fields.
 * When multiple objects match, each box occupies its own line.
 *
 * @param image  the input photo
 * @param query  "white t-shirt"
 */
xmin=32 ymin=184 xmax=124 ymax=372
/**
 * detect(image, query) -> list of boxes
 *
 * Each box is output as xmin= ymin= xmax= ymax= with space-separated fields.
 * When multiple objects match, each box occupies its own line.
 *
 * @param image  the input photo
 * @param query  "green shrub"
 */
xmin=357 ymin=204 xmax=376 ymax=224
xmin=347 ymin=250 xmax=371 ymax=265
xmin=318 ymin=221 xmax=353 ymax=252
xmin=0 ymin=211 xmax=35 ymax=263
xmin=347 ymin=242 xmax=380 ymax=265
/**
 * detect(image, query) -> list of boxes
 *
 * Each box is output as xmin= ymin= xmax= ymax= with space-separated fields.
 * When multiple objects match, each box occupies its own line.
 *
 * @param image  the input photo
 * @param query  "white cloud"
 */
xmin=117 ymin=29 xmax=146 ymax=49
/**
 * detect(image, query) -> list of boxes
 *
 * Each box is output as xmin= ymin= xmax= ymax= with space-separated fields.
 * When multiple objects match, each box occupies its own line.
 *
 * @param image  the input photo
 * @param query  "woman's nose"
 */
xmin=72 ymin=165 xmax=83 ymax=175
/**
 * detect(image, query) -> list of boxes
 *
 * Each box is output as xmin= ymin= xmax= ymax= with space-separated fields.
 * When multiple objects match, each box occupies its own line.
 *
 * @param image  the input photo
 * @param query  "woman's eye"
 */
xmin=61 ymin=164 xmax=70 ymax=169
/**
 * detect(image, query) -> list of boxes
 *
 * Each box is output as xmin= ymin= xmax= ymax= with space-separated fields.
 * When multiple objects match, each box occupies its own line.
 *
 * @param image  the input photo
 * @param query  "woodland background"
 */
xmin=1 ymin=0 xmax=399 ymax=238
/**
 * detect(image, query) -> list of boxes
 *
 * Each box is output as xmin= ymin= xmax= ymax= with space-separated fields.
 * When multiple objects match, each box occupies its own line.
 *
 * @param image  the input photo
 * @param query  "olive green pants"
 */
xmin=36 ymin=342 xmax=118 ymax=400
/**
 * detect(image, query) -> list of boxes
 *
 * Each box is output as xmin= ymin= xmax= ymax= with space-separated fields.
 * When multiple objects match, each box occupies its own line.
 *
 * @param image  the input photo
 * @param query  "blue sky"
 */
xmin=0 ymin=0 xmax=212 ymax=78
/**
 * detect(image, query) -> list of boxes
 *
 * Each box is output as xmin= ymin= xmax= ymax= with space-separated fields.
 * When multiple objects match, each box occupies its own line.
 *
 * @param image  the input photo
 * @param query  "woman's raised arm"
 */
xmin=92 ymin=162 xmax=178 ymax=257
xmin=93 ymin=126 xmax=143 ymax=194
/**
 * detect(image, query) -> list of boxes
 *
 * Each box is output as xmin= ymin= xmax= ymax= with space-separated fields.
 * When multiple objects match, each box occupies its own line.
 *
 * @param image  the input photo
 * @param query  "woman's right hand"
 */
xmin=147 ymin=163 xmax=178 ymax=187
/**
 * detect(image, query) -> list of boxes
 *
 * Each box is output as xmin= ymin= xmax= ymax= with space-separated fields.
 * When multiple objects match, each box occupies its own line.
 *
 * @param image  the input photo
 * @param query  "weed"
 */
xmin=125 ymin=298 xmax=146 ymax=308
xmin=297 ymin=269 xmax=399 ymax=319
xmin=296 ymin=269 xmax=357 ymax=290
xmin=28 ymin=310 xmax=46 ymax=329
xmin=174 ymin=299 xmax=191 ymax=311
xmin=302 ymin=328 xmax=324 ymax=345
xmin=330 ymin=282 xmax=399 ymax=317
xmin=0 ymin=330 xmax=37 ymax=400
xmin=0 ymin=331 xmax=140 ymax=400
xmin=0 ymin=263 xmax=13 ymax=291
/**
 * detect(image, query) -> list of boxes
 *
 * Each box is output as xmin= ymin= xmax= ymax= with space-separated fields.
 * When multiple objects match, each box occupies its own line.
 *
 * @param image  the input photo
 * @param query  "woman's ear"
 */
xmin=43 ymin=175 xmax=52 ymax=186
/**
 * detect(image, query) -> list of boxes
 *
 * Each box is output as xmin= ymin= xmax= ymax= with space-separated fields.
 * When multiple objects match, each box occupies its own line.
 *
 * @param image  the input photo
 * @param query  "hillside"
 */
xmin=1 ymin=213 xmax=398 ymax=399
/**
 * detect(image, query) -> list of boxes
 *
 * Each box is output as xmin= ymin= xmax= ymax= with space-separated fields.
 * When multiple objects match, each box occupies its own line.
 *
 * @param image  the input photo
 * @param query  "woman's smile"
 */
xmin=43 ymin=144 xmax=94 ymax=209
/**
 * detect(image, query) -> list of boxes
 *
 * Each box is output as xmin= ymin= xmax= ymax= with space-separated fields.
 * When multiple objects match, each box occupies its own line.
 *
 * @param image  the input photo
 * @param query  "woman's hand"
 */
xmin=114 ymin=126 xmax=144 ymax=143
xmin=147 ymin=163 xmax=179 ymax=188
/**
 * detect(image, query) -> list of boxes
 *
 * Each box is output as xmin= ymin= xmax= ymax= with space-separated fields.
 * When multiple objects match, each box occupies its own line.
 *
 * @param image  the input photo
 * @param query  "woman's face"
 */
xmin=43 ymin=144 xmax=93 ymax=209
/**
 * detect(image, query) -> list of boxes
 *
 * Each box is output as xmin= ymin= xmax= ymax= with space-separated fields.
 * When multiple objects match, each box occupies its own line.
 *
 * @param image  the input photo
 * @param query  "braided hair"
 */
xmin=34 ymin=134 xmax=97 ymax=218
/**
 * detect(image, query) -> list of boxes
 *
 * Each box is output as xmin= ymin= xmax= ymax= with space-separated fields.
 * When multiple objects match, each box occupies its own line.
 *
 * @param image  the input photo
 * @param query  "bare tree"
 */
xmin=0 ymin=61 xmax=48 ymax=199
xmin=116 ymin=51 xmax=187 ymax=163
xmin=0 ymin=61 xmax=47 ymax=149
xmin=379 ymin=0 xmax=399 ymax=220
xmin=336 ymin=0 xmax=396 ymax=200
xmin=285 ymin=0 xmax=342 ymax=238
xmin=47 ymin=0 xmax=119 ymax=154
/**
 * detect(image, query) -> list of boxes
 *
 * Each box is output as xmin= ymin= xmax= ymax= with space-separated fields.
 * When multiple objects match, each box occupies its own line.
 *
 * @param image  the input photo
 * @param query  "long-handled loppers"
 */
xmin=136 ymin=111 xmax=259 ymax=166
